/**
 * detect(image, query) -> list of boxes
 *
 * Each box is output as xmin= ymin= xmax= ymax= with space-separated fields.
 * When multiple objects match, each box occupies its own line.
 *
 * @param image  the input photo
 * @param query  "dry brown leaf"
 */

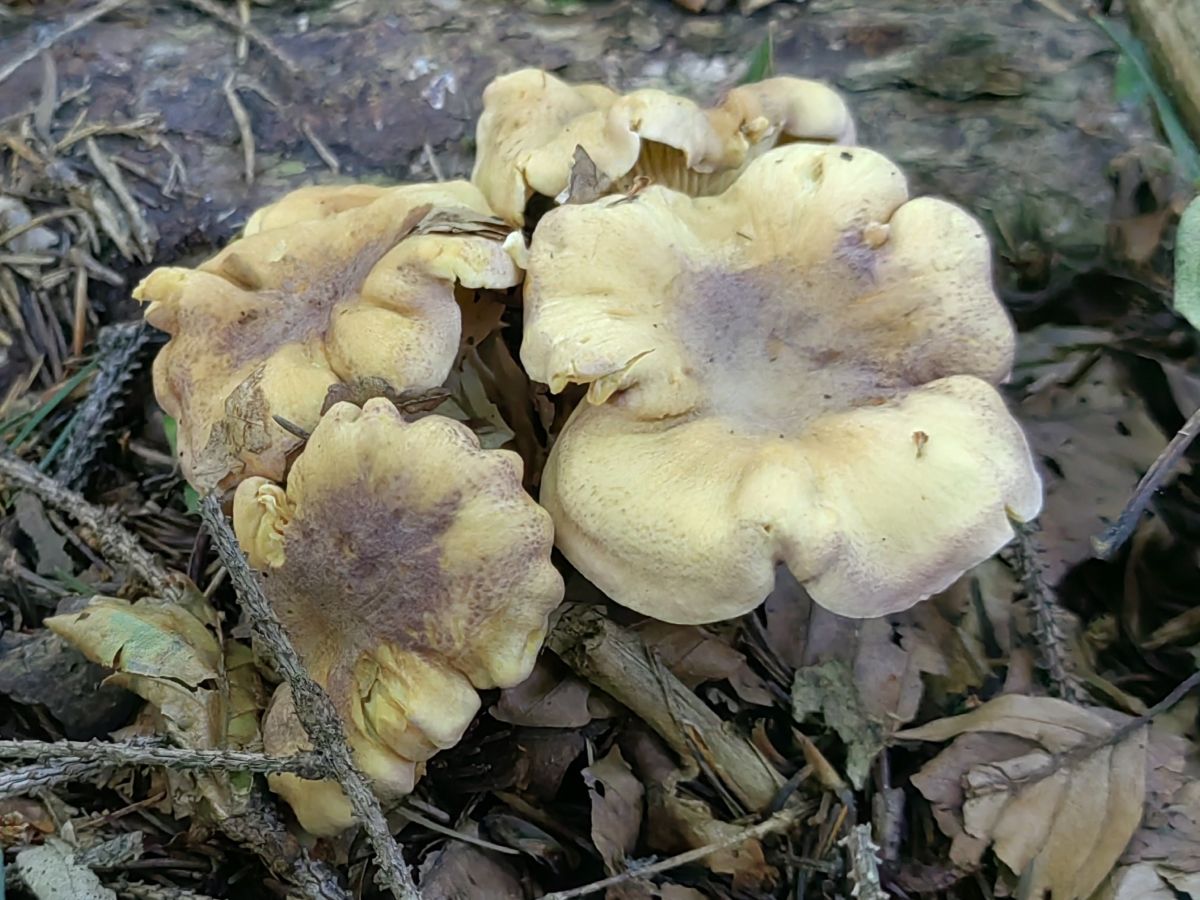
xmin=584 ymin=746 xmax=645 ymax=875
xmin=634 ymin=621 xmax=772 ymax=706
xmin=1098 ymin=863 xmax=1180 ymax=900
xmin=493 ymin=658 xmax=594 ymax=728
xmin=1118 ymin=723 xmax=1200 ymax=884
xmin=418 ymin=839 xmax=527 ymax=900
xmin=623 ymin=728 xmax=775 ymax=891
xmin=900 ymin=694 xmax=1148 ymax=899
xmin=511 ymin=729 xmax=587 ymax=801
xmin=1014 ymin=331 xmax=1169 ymax=584
xmin=764 ymin=572 xmax=940 ymax=727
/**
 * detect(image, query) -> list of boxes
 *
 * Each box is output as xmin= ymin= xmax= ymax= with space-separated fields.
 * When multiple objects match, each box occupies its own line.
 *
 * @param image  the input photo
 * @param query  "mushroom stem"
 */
xmin=546 ymin=603 xmax=784 ymax=811
xmin=200 ymin=495 xmax=421 ymax=900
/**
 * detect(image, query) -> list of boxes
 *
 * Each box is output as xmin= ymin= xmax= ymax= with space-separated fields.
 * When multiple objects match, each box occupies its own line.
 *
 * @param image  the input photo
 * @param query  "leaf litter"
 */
xmin=2 ymin=2 xmax=1200 ymax=900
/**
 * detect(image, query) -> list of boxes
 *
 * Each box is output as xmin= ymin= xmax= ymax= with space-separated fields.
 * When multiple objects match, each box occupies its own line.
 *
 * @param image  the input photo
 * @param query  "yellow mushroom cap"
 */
xmin=242 ymin=183 xmax=392 ymax=235
xmin=522 ymin=143 xmax=1042 ymax=623
xmin=472 ymin=68 xmax=855 ymax=225
xmin=135 ymin=182 xmax=522 ymax=494
xmin=232 ymin=398 xmax=563 ymax=834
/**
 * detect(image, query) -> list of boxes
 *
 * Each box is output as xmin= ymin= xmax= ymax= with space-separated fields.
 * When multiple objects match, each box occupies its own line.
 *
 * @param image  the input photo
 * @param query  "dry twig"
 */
xmin=1093 ymin=403 xmax=1200 ymax=559
xmin=0 ymin=757 xmax=111 ymax=799
xmin=0 ymin=0 xmax=136 ymax=88
xmin=199 ymin=495 xmax=421 ymax=900
xmin=180 ymin=0 xmax=302 ymax=76
xmin=547 ymin=604 xmax=783 ymax=810
xmin=0 ymin=739 xmax=326 ymax=779
xmin=0 ymin=450 xmax=178 ymax=595
xmin=840 ymin=824 xmax=886 ymax=900
xmin=1010 ymin=521 xmax=1088 ymax=704
xmin=541 ymin=808 xmax=802 ymax=900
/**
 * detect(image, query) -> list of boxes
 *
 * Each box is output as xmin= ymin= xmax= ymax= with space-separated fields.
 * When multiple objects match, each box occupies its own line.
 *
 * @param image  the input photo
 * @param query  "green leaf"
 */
xmin=163 ymin=414 xmax=179 ymax=456
xmin=183 ymin=484 xmax=200 ymax=516
xmin=1092 ymin=15 xmax=1200 ymax=184
xmin=741 ymin=27 xmax=775 ymax=85
xmin=1177 ymin=197 xmax=1200 ymax=331
xmin=1113 ymin=53 xmax=1149 ymax=105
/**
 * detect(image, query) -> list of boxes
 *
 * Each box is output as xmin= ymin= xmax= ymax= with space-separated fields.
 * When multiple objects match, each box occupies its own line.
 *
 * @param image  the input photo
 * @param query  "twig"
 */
xmin=199 ymin=495 xmax=420 ymax=900
xmin=0 ymin=758 xmax=111 ymax=799
xmin=0 ymin=0 xmax=135 ymax=88
xmin=1009 ymin=521 xmax=1088 ymax=704
xmin=1005 ymin=667 xmax=1200 ymax=792
xmin=0 ymin=450 xmax=177 ymax=595
xmin=547 ymin=604 xmax=783 ymax=811
xmin=302 ymin=121 xmax=341 ymax=174
xmin=840 ymin=825 xmax=886 ymax=900
xmin=223 ymin=77 xmax=256 ymax=185
xmin=112 ymin=881 xmax=219 ymax=900
xmin=540 ymin=809 xmax=801 ymax=900
xmin=85 ymin=138 xmax=157 ymax=262
xmin=0 ymin=739 xmax=327 ymax=779
xmin=395 ymin=807 xmax=519 ymax=856
xmin=220 ymin=785 xmax=352 ymax=900
xmin=1092 ymin=403 xmax=1200 ymax=559
xmin=180 ymin=0 xmax=302 ymax=77
xmin=53 ymin=319 xmax=156 ymax=490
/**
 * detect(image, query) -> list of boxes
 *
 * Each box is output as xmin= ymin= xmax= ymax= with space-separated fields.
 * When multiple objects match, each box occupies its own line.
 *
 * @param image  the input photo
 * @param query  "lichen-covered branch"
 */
xmin=0 ymin=739 xmax=326 ymax=779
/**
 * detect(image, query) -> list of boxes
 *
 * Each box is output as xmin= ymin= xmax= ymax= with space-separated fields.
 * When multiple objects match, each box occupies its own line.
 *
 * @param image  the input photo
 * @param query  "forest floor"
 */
xmin=1 ymin=0 xmax=1199 ymax=898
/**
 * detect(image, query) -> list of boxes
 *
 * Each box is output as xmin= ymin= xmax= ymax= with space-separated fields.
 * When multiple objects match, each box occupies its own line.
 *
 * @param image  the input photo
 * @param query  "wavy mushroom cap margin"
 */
xmin=521 ymin=142 xmax=1043 ymax=624
xmin=233 ymin=398 xmax=564 ymax=834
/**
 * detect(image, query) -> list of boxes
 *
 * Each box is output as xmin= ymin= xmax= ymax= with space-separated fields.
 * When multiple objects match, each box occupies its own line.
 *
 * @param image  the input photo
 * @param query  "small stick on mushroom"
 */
xmin=200 ymin=494 xmax=422 ymax=900
xmin=547 ymin=603 xmax=784 ymax=811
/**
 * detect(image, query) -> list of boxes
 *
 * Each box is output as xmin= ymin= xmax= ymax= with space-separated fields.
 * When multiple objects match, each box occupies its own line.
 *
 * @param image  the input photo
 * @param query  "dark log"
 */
xmin=0 ymin=0 xmax=1162 ymax=294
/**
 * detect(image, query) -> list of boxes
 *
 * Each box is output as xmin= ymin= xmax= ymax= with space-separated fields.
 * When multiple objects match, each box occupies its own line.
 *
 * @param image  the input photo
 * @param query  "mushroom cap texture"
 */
xmin=522 ymin=142 xmax=1043 ymax=623
xmin=472 ymin=68 xmax=855 ymax=225
xmin=135 ymin=181 xmax=521 ymax=493
xmin=233 ymin=398 xmax=564 ymax=834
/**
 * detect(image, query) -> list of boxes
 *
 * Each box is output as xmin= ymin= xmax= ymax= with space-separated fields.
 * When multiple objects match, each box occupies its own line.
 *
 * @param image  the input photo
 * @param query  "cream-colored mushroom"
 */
xmin=233 ymin=398 xmax=564 ymax=833
xmin=135 ymin=182 xmax=521 ymax=493
xmin=472 ymin=68 xmax=855 ymax=225
xmin=521 ymin=142 xmax=1042 ymax=623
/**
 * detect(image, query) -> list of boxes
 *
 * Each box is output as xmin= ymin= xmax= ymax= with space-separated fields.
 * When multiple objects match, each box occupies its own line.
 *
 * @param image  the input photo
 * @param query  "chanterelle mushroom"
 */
xmin=522 ymin=143 xmax=1042 ymax=624
xmin=472 ymin=68 xmax=855 ymax=225
xmin=134 ymin=182 xmax=521 ymax=493
xmin=234 ymin=398 xmax=563 ymax=834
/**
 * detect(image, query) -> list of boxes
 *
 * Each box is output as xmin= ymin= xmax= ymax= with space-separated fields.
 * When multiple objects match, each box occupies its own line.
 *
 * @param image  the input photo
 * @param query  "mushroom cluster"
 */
xmin=138 ymin=67 xmax=1042 ymax=831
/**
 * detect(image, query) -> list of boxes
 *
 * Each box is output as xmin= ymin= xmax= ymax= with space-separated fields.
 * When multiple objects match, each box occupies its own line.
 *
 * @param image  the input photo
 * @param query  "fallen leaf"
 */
xmin=14 ymin=492 xmax=72 ymax=576
xmin=1119 ymin=723 xmax=1200 ymax=881
xmin=14 ymin=838 xmax=116 ymax=900
xmin=635 ymin=621 xmax=773 ymax=706
xmin=556 ymin=145 xmax=613 ymax=206
xmin=0 ymin=625 xmax=137 ymax=739
xmin=646 ymin=787 xmax=774 ymax=892
xmin=419 ymin=839 xmax=527 ymax=900
xmin=583 ymin=747 xmax=644 ymax=874
xmin=793 ymin=660 xmax=882 ymax=788
xmin=482 ymin=813 xmax=573 ymax=874
xmin=1014 ymin=334 xmax=1169 ymax=584
xmin=1098 ymin=863 xmax=1180 ymax=900
xmin=900 ymin=694 xmax=1148 ymax=899
xmin=46 ymin=589 xmax=264 ymax=820
xmin=493 ymin=658 xmax=594 ymax=728
xmin=0 ymin=798 xmax=55 ymax=847
xmin=512 ymin=729 xmax=587 ymax=801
